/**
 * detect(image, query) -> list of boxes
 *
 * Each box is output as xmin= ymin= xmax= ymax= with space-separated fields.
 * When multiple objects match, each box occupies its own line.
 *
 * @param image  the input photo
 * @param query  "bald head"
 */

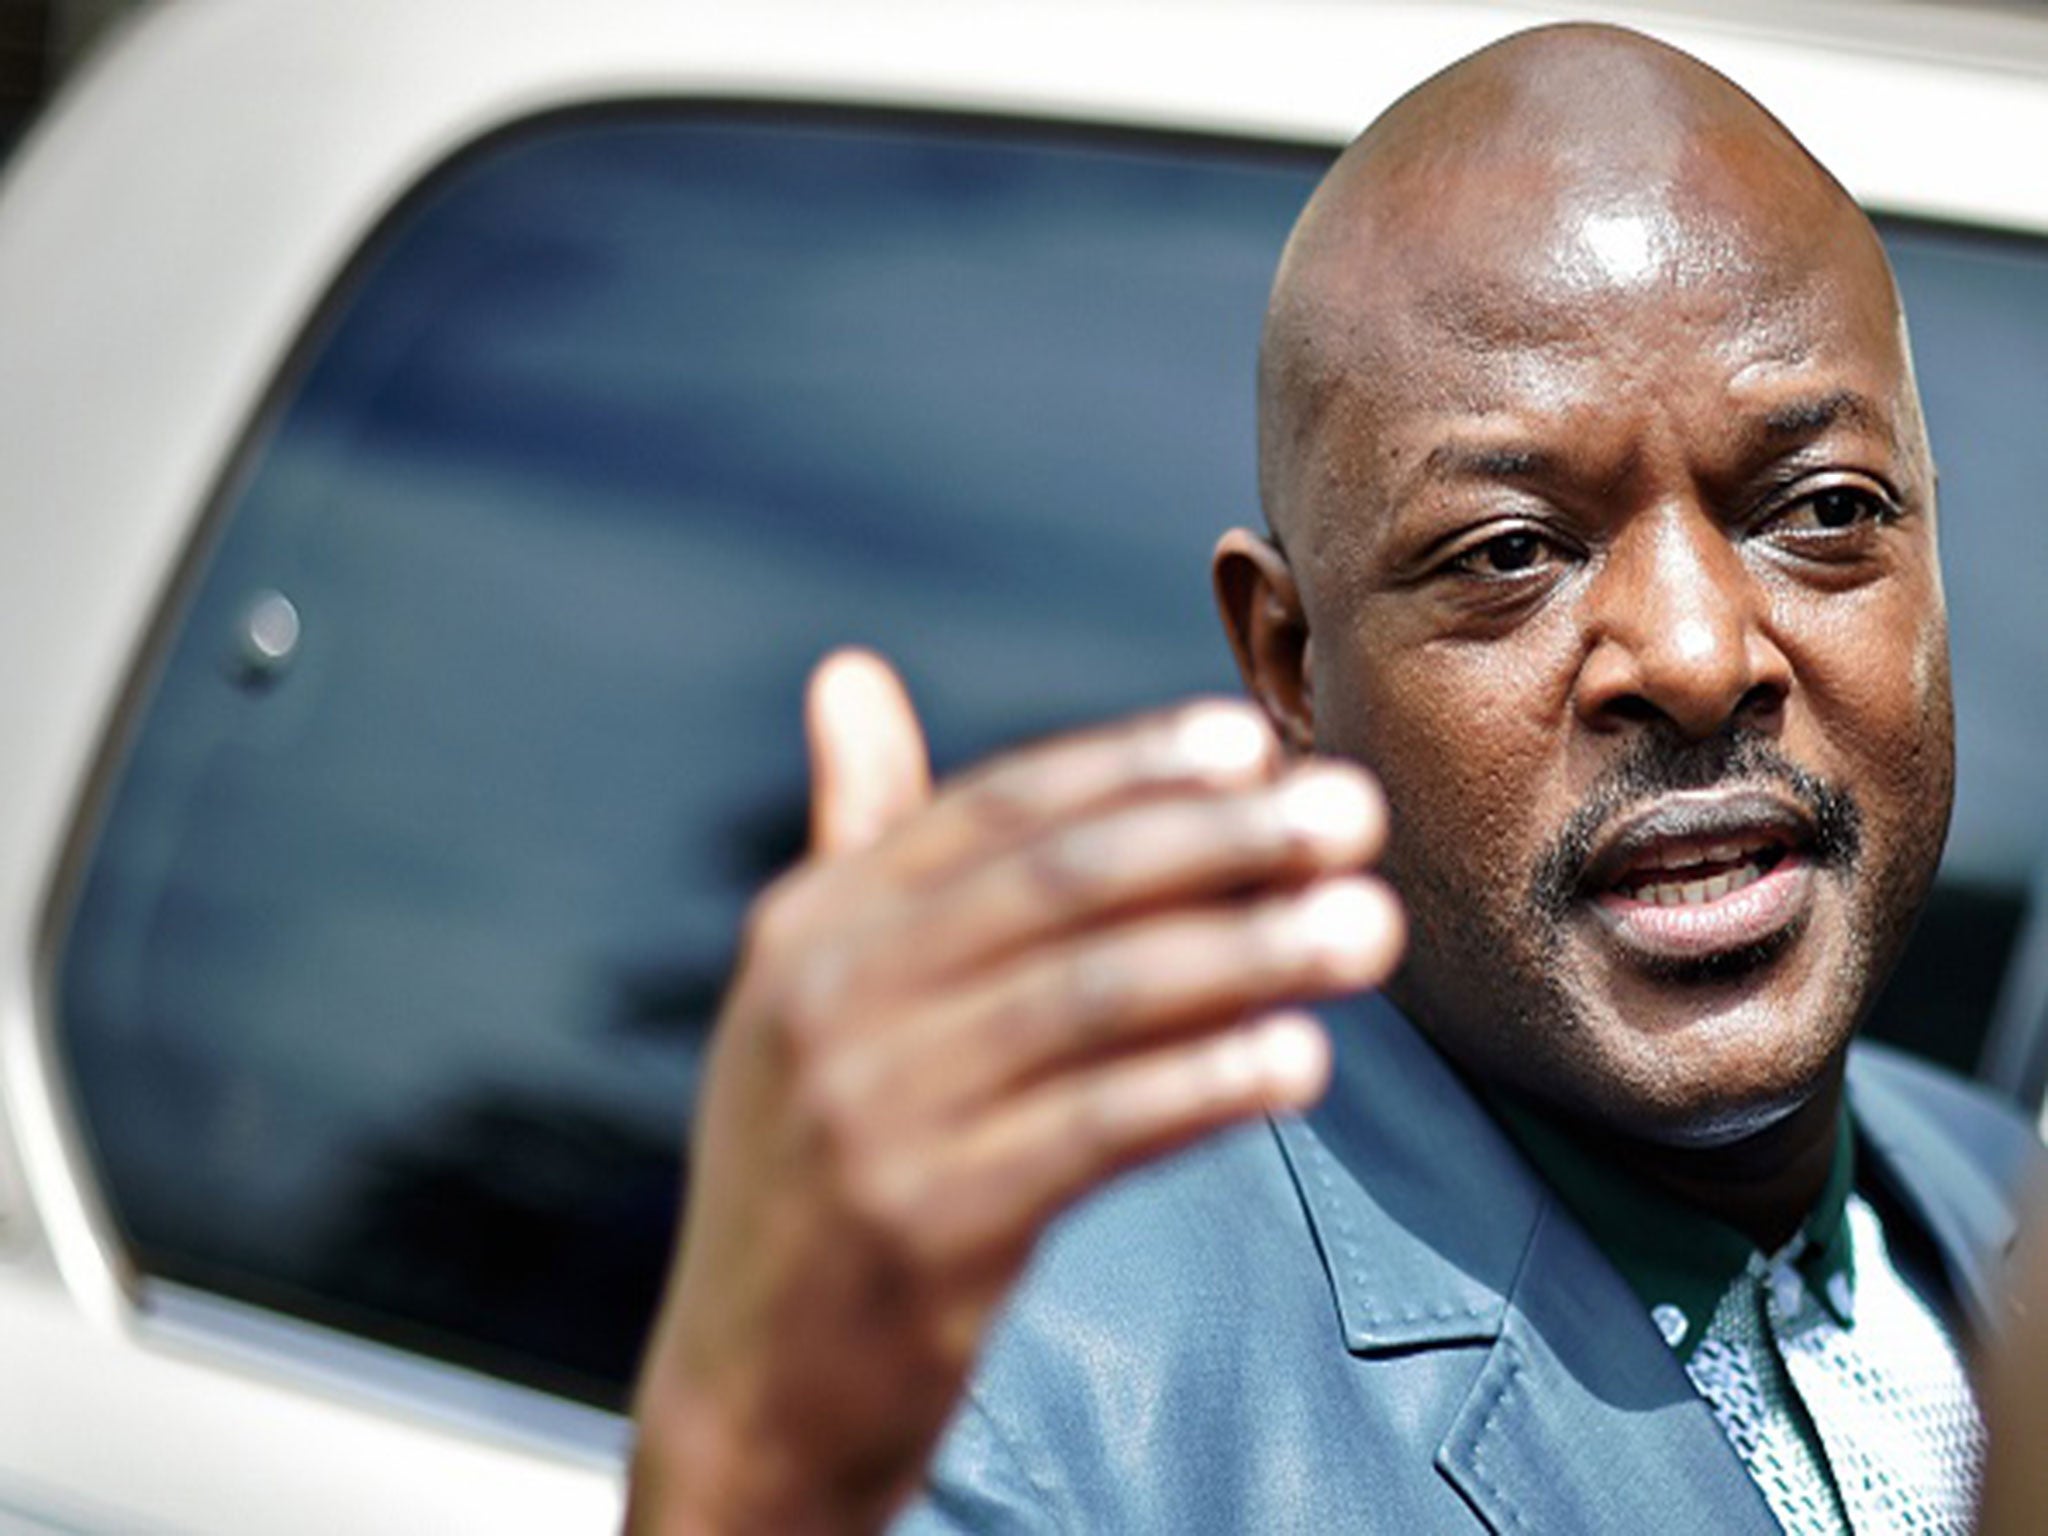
xmin=1258 ymin=23 xmax=1905 ymax=552
xmin=1216 ymin=22 xmax=1950 ymax=1150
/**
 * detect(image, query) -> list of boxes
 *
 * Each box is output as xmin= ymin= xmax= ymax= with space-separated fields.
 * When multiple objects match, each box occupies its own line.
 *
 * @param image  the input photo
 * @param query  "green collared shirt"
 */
xmin=1494 ymin=1097 xmax=1985 ymax=1535
xmin=1494 ymin=1098 xmax=1857 ymax=1361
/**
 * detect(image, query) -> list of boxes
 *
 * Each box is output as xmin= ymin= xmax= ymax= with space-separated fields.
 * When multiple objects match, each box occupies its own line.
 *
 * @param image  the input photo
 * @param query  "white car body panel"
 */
xmin=0 ymin=0 xmax=2043 ymax=1527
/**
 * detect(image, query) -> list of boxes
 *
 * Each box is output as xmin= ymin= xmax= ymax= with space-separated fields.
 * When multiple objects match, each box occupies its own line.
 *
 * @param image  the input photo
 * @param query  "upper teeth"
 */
xmin=1642 ymin=837 xmax=1767 ymax=871
xmin=1626 ymin=863 xmax=1766 ymax=907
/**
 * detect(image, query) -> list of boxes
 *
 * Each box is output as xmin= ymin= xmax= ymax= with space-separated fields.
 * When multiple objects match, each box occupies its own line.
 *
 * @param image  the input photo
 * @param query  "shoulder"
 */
xmin=902 ymin=1001 xmax=1537 ymax=1531
xmin=905 ymin=1121 xmax=1330 ymax=1529
xmin=968 ymin=1116 xmax=1333 ymax=1411
xmin=890 ymin=1125 xmax=1332 ymax=1534
xmin=1848 ymin=1039 xmax=2046 ymax=1195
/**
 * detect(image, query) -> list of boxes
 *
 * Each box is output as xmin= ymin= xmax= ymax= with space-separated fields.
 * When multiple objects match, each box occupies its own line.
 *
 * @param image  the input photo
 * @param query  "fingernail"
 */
xmin=1276 ymin=766 xmax=1375 ymax=844
xmin=1296 ymin=878 xmax=1384 ymax=951
xmin=1173 ymin=705 xmax=1270 ymax=777
xmin=1256 ymin=1015 xmax=1330 ymax=1099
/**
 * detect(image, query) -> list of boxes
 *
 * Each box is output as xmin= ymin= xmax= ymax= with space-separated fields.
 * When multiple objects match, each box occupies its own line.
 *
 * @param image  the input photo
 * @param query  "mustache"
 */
xmin=1529 ymin=728 xmax=1863 ymax=922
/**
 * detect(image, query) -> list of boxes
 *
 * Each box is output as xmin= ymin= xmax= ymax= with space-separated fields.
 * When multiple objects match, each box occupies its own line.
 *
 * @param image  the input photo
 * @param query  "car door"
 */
xmin=4 ymin=2 xmax=2048 ymax=1530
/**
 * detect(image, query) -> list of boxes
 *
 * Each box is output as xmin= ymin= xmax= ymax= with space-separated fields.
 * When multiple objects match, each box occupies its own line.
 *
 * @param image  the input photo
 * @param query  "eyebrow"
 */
xmin=1387 ymin=440 xmax=1559 ymax=518
xmin=1416 ymin=442 xmax=1553 ymax=484
xmin=1409 ymin=390 xmax=1890 ymax=489
xmin=1758 ymin=389 xmax=1888 ymax=443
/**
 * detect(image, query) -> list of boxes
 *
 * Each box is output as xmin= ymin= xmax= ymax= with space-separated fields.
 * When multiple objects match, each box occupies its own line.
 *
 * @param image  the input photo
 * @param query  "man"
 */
xmin=629 ymin=23 xmax=2043 ymax=1534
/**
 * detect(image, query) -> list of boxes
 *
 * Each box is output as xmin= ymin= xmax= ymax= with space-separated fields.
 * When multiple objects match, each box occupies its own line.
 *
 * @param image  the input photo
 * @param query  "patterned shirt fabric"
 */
xmin=1494 ymin=1099 xmax=1984 ymax=1534
xmin=1683 ymin=1195 xmax=1983 ymax=1534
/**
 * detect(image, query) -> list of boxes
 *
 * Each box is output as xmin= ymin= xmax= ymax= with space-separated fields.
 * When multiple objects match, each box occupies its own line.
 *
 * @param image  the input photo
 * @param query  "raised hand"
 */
xmin=627 ymin=650 xmax=1402 ymax=1534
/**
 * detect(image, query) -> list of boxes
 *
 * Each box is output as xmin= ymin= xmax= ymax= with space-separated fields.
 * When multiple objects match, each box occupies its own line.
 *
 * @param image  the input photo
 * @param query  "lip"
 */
xmin=1579 ymin=788 xmax=1817 ymax=964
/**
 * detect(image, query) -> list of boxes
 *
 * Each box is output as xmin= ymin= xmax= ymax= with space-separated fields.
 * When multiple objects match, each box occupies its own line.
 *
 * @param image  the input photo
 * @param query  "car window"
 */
xmin=50 ymin=109 xmax=2048 ymax=1412
xmin=53 ymin=111 xmax=1326 ymax=1408
xmin=1861 ymin=222 xmax=2048 ymax=1072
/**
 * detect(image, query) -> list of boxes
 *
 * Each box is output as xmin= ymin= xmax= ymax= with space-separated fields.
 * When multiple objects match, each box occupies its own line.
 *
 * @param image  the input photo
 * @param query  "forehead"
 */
xmin=1301 ymin=170 xmax=1911 ymax=505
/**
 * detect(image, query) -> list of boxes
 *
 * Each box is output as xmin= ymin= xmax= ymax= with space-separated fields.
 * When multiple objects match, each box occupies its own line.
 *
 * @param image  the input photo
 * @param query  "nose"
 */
xmin=1573 ymin=504 xmax=1791 ymax=739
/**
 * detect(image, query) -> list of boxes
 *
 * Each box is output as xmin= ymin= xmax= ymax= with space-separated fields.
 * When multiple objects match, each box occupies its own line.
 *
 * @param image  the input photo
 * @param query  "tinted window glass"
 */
xmin=1861 ymin=221 xmax=2048 ymax=1072
xmin=56 ymin=114 xmax=1325 ymax=1406
xmin=53 ymin=111 xmax=2048 ymax=1410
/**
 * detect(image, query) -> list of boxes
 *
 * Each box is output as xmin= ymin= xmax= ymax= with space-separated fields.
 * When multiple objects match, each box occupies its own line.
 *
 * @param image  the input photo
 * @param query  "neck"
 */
xmin=1598 ymin=1071 xmax=1847 ymax=1251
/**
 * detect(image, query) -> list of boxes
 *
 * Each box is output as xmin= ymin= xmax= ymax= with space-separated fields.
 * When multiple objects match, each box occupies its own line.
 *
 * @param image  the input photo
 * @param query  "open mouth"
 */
xmin=1609 ymin=833 xmax=1791 ymax=908
xmin=1580 ymin=791 xmax=1818 ymax=964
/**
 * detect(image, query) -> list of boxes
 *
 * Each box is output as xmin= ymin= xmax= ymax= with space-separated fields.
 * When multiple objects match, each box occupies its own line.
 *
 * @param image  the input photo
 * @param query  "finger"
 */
xmin=877 ymin=876 xmax=1401 ymax=1115
xmin=868 ymin=698 xmax=1282 ymax=886
xmin=872 ymin=760 xmax=1387 ymax=985
xmin=806 ymin=648 xmax=932 ymax=858
xmin=896 ymin=1013 xmax=1331 ymax=1273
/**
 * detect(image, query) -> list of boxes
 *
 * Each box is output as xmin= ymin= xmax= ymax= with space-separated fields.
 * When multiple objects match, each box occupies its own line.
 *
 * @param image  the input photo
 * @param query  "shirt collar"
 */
xmin=1490 ymin=1095 xmax=1857 ymax=1360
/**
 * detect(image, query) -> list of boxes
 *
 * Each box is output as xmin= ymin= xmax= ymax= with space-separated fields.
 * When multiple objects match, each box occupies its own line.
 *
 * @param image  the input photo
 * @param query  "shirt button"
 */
xmin=1769 ymin=1266 xmax=1804 ymax=1319
xmin=1651 ymin=1303 xmax=1689 ymax=1348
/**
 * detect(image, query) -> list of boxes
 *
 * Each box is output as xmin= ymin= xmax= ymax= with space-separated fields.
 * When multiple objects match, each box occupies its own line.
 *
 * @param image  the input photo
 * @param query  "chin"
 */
xmin=1541 ymin=869 xmax=1875 ymax=1132
xmin=1554 ymin=965 xmax=1859 ymax=1149
xmin=1593 ymin=1056 xmax=1831 ymax=1149
xmin=1399 ymin=922 xmax=1857 ymax=1150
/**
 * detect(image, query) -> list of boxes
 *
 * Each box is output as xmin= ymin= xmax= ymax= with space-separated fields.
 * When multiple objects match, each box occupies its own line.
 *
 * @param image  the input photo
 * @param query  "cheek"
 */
xmin=1873 ymin=612 xmax=1955 ymax=862
xmin=1783 ymin=572 xmax=1953 ymax=824
xmin=1316 ymin=634 xmax=1576 ymax=907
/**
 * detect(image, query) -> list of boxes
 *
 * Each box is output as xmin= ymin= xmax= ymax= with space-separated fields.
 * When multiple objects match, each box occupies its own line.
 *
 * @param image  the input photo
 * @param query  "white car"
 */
xmin=1 ymin=1 xmax=2046 ymax=1529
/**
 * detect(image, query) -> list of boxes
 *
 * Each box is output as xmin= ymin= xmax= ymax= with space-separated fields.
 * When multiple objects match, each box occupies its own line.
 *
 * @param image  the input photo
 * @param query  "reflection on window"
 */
xmin=51 ymin=113 xmax=2048 ymax=1411
xmin=1864 ymin=220 xmax=2048 ymax=1071
xmin=55 ymin=113 xmax=1325 ymax=1406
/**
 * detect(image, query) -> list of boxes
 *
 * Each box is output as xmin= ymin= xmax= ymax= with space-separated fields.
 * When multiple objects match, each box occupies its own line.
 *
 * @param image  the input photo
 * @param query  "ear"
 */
xmin=1213 ymin=527 xmax=1315 ymax=754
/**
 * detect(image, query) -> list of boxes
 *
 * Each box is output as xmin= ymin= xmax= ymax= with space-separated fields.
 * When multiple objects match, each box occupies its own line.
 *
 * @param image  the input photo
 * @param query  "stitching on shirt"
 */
xmin=1280 ymin=1118 xmax=1507 ymax=1344
xmin=1307 ymin=1136 xmax=1363 ymax=1270
xmin=1462 ymin=1342 xmax=1532 ymax=1532
xmin=1455 ymin=1199 xmax=1556 ymax=1533
xmin=1268 ymin=1117 xmax=1363 ymax=1348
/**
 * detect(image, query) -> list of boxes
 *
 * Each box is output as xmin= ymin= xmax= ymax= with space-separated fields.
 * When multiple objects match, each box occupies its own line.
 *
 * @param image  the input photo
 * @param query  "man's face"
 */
xmin=1283 ymin=166 xmax=1953 ymax=1145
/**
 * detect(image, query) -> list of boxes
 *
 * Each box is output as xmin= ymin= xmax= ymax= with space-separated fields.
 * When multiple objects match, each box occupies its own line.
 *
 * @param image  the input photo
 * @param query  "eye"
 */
xmin=1449 ymin=528 xmax=1561 ymax=578
xmin=1771 ymin=484 xmax=1895 ymax=535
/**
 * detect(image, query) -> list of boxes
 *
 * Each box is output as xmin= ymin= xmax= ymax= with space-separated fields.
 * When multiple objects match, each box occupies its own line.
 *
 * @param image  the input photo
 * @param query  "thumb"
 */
xmin=805 ymin=648 xmax=932 ymax=858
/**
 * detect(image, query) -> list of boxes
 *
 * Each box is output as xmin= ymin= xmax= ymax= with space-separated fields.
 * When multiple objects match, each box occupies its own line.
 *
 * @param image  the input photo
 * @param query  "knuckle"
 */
xmin=1019 ymin=825 xmax=1104 ymax=904
xmin=1229 ymin=918 xmax=1301 ymax=996
xmin=1015 ymin=946 xmax=1130 ymax=1064
xmin=840 ymin=1148 xmax=928 ymax=1242
xmin=955 ymin=761 xmax=1043 ymax=841
xmin=1049 ymin=945 xmax=1128 ymax=1051
xmin=1243 ymin=900 xmax=1317 ymax=986
xmin=1168 ymin=1032 xmax=1258 ymax=1124
xmin=791 ymin=1044 xmax=874 ymax=1166
xmin=971 ymin=971 xmax=1051 ymax=1071
xmin=781 ymin=948 xmax=848 ymax=1039
xmin=1065 ymin=1077 xmax=1125 ymax=1164
xmin=962 ymin=954 xmax=1121 ymax=1101
xmin=1240 ymin=792 xmax=1304 ymax=863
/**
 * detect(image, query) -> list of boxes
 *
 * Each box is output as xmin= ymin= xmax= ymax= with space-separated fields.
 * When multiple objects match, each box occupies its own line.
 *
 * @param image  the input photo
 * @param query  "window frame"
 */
xmin=38 ymin=87 xmax=2048 ymax=1461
